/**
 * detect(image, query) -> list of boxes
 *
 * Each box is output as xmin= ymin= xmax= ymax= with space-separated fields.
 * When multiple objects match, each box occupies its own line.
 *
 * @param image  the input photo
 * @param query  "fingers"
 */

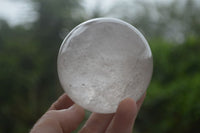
xmin=32 ymin=92 xmax=146 ymax=133
xmin=79 ymin=113 xmax=114 ymax=133
xmin=49 ymin=93 xmax=74 ymax=110
xmin=79 ymin=93 xmax=146 ymax=133
xmin=31 ymin=104 xmax=85 ymax=133
xmin=31 ymin=93 xmax=85 ymax=133
xmin=106 ymin=98 xmax=138 ymax=133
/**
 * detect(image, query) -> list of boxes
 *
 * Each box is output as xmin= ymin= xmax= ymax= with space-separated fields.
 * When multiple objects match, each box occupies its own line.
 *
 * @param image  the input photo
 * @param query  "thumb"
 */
xmin=31 ymin=104 xmax=85 ymax=133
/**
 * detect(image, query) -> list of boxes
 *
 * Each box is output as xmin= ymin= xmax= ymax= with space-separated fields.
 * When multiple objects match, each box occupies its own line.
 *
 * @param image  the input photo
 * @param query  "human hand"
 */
xmin=30 ymin=93 xmax=146 ymax=133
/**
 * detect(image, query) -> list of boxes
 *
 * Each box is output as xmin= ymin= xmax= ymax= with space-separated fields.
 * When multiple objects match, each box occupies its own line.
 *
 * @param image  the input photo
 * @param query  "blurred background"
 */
xmin=0 ymin=0 xmax=200 ymax=132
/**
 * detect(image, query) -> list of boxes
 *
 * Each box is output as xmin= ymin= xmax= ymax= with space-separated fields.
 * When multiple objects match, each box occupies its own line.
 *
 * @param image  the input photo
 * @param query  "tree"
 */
xmin=0 ymin=0 xmax=84 ymax=132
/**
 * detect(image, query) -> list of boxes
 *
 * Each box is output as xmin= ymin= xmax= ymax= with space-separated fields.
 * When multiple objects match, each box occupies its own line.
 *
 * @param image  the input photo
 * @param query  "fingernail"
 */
xmin=69 ymin=104 xmax=83 ymax=111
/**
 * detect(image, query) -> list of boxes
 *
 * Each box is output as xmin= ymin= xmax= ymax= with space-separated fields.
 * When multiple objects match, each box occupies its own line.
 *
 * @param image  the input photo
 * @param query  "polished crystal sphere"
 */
xmin=57 ymin=18 xmax=153 ymax=113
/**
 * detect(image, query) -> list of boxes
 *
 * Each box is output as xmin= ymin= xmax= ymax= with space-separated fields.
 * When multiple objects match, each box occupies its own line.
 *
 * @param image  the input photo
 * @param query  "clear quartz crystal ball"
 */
xmin=57 ymin=18 xmax=153 ymax=113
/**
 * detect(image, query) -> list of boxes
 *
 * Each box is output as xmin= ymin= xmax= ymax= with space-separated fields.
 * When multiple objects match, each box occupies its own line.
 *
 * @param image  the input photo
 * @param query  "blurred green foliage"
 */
xmin=0 ymin=0 xmax=200 ymax=133
xmin=135 ymin=38 xmax=200 ymax=133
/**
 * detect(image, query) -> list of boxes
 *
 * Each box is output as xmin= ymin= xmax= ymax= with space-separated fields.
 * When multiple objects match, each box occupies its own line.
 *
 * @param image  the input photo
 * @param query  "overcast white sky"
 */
xmin=0 ymin=0 xmax=173 ymax=26
xmin=0 ymin=0 xmax=36 ymax=26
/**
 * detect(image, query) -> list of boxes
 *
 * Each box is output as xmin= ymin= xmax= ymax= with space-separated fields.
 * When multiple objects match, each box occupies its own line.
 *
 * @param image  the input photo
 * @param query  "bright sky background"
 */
xmin=0 ymin=0 xmax=37 ymax=26
xmin=0 ymin=0 xmax=173 ymax=26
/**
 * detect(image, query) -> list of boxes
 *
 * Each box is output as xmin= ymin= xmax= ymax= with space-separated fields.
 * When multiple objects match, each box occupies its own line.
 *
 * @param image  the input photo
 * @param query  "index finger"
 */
xmin=49 ymin=93 xmax=74 ymax=110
